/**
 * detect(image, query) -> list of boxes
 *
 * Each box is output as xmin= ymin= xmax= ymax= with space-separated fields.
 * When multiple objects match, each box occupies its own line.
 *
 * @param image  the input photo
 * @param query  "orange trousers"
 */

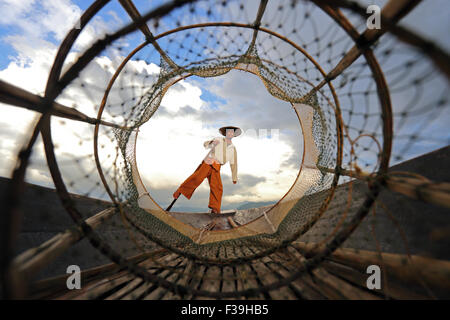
xmin=174 ymin=160 xmax=223 ymax=212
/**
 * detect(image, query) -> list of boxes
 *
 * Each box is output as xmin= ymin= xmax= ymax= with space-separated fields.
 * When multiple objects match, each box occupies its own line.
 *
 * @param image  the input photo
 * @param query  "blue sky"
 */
xmin=0 ymin=0 xmax=448 ymax=211
xmin=0 ymin=0 xmax=302 ymax=210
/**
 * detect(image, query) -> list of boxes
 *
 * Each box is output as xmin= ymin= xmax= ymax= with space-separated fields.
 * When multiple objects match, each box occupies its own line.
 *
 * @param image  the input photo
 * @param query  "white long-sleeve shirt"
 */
xmin=203 ymin=137 xmax=238 ymax=182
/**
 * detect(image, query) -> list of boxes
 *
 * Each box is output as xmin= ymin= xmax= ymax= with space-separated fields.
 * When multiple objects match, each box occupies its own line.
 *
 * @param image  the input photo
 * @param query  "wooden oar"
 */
xmin=166 ymin=197 xmax=178 ymax=211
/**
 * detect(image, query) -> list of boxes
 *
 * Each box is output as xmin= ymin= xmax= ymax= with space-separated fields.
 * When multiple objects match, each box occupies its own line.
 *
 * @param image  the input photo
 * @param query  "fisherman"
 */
xmin=171 ymin=126 xmax=241 ymax=214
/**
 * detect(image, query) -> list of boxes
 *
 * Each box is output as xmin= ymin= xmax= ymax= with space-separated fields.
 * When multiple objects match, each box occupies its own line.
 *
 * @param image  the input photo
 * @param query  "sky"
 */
xmin=136 ymin=70 xmax=301 ymax=211
xmin=0 ymin=0 xmax=302 ymax=211
xmin=0 ymin=0 xmax=448 ymax=212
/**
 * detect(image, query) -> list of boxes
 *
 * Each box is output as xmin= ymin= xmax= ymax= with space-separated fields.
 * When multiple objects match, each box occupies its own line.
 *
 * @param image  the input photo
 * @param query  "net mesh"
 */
xmin=2 ymin=0 xmax=450 ymax=299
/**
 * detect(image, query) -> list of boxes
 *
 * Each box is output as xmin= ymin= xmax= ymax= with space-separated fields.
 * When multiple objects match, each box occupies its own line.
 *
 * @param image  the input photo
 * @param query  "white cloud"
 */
xmin=136 ymin=70 xmax=302 ymax=209
xmin=0 ymin=0 xmax=81 ymax=38
xmin=160 ymin=80 xmax=204 ymax=112
xmin=0 ymin=0 xmax=305 ymax=211
xmin=0 ymin=0 xmax=126 ymax=191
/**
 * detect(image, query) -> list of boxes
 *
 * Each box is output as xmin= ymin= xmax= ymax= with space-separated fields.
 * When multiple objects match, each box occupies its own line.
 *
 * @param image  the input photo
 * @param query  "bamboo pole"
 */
xmin=10 ymin=206 xmax=118 ymax=288
xmin=301 ymin=0 xmax=423 ymax=100
xmin=0 ymin=80 xmax=129 ymax=130
xmin=29 ymin=249 xmax=168 ymax=299
xmin=293 ymin=242 xmax=450 ymax=292
xmin=316 ymin=0 xmax=450 ymax=80
xmin=248 ymin=0 xmax=269 ymax=50
xmin=118 ymin=0 xmax=179 ymax=70
xmin=385 ymin=176 xmax=450 ymax=209
xmin=317 ymin=165 xmax=450 ymax=209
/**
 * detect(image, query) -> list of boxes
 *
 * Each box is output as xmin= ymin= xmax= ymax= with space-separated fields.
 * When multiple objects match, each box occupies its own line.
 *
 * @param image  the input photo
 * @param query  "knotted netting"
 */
xmin=3 ymin=0 xmax=449 ymax=299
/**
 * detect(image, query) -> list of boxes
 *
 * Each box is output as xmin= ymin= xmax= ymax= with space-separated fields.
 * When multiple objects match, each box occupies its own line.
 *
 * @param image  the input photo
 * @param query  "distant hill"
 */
xmin=237 ymin=201 xmax=277 ymax=210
